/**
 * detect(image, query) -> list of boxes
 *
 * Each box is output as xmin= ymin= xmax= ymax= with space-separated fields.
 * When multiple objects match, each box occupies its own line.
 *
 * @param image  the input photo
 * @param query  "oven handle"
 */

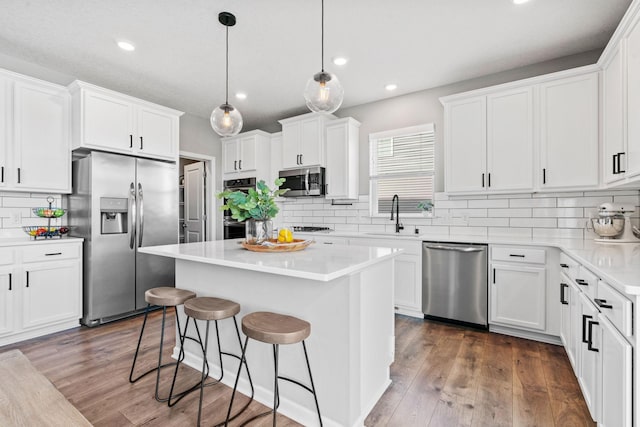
xmin=305 ymin=169 xmax=310 ymax=195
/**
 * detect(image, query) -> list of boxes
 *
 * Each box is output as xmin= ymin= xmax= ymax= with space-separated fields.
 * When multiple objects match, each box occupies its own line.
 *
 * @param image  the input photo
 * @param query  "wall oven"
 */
xmin=222 ymin=177 xmax=255 ymax=240
xmin=279 ymin=166 xmax=326 ymax=197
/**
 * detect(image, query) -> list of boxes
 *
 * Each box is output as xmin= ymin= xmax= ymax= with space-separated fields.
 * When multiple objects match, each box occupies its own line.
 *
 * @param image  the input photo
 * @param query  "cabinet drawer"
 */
xmin=575 ymin=266 xmax=598 ymax=299
xmin=596 ymin=280 xmax=633 ymax=337
xmin=21 ymin=244 xmax=80 ymax=263
xmin=491 ymin=246 xmax=545 ymax=264
xmin=560 ymin=252 xmax=579 ymax=281
xmin=0 ymin=248 xmax=14 ymax=265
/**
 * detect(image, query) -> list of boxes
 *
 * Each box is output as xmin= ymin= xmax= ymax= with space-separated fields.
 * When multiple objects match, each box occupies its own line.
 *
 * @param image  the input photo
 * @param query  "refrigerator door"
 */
xmin=135 ymin=158 xmax=178 ymax=309
xmin=85 ymin=152 xmax=136 ymax=323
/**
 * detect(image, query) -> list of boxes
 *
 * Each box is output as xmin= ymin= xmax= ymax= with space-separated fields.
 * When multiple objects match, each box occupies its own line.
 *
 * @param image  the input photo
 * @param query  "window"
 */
xmin=369 ymin=124 xmax=435 ymax=216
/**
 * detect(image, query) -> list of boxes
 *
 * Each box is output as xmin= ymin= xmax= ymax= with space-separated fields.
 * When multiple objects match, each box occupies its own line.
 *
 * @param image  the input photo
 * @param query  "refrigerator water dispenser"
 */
xmin=100 ymin=197 xmax=127 ymax=234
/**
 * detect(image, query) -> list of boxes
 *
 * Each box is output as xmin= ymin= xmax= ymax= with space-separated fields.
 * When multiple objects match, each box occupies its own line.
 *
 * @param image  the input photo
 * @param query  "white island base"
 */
xmin=140 ymin=241 xmax=398 ymax=427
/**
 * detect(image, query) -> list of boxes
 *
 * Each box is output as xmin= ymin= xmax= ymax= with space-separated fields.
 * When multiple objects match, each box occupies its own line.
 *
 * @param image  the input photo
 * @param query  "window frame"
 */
xmin=369 ymin=123 xmax=436 ymax=218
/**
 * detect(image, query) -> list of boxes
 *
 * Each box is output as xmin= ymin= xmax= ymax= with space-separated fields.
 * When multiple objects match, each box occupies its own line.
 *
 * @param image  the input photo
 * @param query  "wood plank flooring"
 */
xmin=0 ymin=312 xmax=595 ymax=426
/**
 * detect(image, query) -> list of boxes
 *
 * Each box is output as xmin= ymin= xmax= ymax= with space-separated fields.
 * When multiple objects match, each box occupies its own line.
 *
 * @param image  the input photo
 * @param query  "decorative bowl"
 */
xmin=240 ymin=239 xmax=313 ymax=252
xmin=33 ymin=207 xmax=66 ymax=218
xmin=23 ymin=226 xmax=70 ymax=239
xmin=591 ymin=217 xmax=624 ymax=238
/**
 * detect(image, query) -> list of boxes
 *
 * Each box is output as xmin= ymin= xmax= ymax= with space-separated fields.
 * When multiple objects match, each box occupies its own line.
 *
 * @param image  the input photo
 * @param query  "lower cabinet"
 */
xmin=577 ymin=292 xmax=600 ymax=421
xmin=490 ymin=263 xmax=546 ymax=330
xmin=0 ymin=241 xmax=83 ymax=346
xmin=599 ymin=313 xmax=632 ymax=427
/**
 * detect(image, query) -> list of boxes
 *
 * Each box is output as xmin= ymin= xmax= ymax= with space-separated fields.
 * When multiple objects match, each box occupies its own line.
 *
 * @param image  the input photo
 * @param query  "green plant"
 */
xmin=417 ymin=199 xmax=434 ymax=211
xmin=217 ymin=178 xmax=289 ymax=221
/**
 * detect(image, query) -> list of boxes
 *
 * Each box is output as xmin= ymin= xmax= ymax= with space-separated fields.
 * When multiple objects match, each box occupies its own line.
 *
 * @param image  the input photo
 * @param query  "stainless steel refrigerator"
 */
xmin=70 ymin=151 xmax=178 ymax=326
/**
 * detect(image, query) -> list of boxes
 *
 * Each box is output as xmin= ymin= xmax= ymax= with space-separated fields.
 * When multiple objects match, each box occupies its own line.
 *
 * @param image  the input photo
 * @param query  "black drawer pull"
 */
xmin=509 ymin=254 xmax=525 ymax=258
xmin=45 ymin=252 xmax=62 ymax=256
xmin=323 ymin=242 xmax=333 ymax=244
xmin=581 ymin=314 xmax=592 ymax=343
xmin=575 ymin=279 xmax=589 ymax=286
xmin=560 ymin=263 xmax=569 ymax=268
xmin=587 ymin=320 xmax=599 ymax=352
xmin=129 ymin=134 xmax=133 ymax=148
xmin=560 ymin=283 xmax=568 ymax=305
xmin=595 ymin=298 xmax=613 ymax=309
xmin=26 ymin=271 xmax=29 ymax=287
xmin=8 ymin=273 xmax=11 ymax=291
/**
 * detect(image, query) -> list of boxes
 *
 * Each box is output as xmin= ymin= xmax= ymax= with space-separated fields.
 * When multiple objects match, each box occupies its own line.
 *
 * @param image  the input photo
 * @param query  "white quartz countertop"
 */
xmin=0 ymin=237 xmax=84 ymax=247
xmin=298 ymin=231 xmax=640 ymax=295
xmin=139 ymin=239 xmax=402 ymax=282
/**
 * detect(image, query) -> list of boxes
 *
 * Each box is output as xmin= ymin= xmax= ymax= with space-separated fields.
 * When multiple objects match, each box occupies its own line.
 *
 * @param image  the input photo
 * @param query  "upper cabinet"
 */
xmin=68 ymin=81 xmax=183 ymax=162
xmin=0 ymin=68 xmax=71 ymax=194
xmin=279 ymin=112 xmax=336 ymax=169
xmin=442 ymin=67 xmax=599 ymax=194
xmin=626 ymin=12 xmax=640 ymax=180
xmin=221 ymin=130 xmax=271 ymax=182
xmin=539 ymin=72 xmax=599 ymax=190
xmin=444 ymin=88 xmax=534 ymax=193
xmin=325 ymin=117 xmax=360 ymax=200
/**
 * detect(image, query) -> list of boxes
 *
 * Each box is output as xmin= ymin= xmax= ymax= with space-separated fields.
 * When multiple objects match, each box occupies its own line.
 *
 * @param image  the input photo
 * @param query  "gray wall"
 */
xmin=335 ymin=49 xmax=602 ymax=195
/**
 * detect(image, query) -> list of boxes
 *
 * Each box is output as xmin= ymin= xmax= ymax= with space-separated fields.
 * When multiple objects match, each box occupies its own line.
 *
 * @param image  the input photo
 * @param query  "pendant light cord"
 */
xmin=321 ymin=0 xmax=325 ymax=73
xmin=225 ymin=24 xmax=229 ymax=105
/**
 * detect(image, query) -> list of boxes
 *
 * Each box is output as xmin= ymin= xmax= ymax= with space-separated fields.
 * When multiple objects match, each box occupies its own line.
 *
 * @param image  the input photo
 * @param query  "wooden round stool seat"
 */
xmin=184 ymin=297 xmax=240 ymax=321
xmin=242 ymin=311 xmax=311 ymax=345
xmin=145 ymin=287 xmax=196 ymax=307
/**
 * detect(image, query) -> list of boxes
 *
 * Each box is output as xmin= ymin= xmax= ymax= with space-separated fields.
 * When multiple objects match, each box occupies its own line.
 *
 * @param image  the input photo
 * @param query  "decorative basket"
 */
xmin=32 ymin=207 xmax=66 ymax=218
xmin=240 ymin=239 xmax=313 ymax=252
xmin=23 ymin=226 xmax=70 ymax=239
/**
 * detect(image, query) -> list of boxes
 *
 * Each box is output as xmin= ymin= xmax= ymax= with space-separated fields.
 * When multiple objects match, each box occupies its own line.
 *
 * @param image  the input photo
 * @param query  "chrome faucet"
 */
xmin=390 ymin=194 xmax=404 ymax=233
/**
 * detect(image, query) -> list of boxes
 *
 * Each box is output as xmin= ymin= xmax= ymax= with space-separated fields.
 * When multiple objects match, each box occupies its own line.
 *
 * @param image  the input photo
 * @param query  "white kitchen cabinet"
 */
xmin=68 ymin=80 xmax=182 ymax=161
xmin=0 ymin=69 xmax=71 ymax=193
xmin=279 ymin=112 xmax=335 ymax=169
xmin=490 ymin=263 xmax=546 ymax=331
xmin=539 ymin=72 xmax=599 ymax=189
xmin=0 ymin=241 xmax=83 ymax=347
xmin=599 ymin=314 xmax=632 ymax=427
xmin=577 ymin=292 xmax=600 ymax=421
xmin=222 ymin=130 xmax=271 ymax=181
xmin=625 ymin=12 xmax=640 ymax=180
xmin=602 ymin=44 xmax=626 ymax=184
xmin=325 ymin=117 xmax=360 ymax=199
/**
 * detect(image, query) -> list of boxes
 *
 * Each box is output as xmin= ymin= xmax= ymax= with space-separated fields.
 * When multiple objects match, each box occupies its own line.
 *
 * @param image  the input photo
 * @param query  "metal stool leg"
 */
xmin=272 ymin=344 xmax=280 ymax=427
xmin=224 ymin=335 xmax=250 ymax=426
xmin=195 ymin=320 xmax=211 ymax=427
xmin=302 ymin=340 xmax=323 ymax=427
xmin=129 ymin=303 xmax=152 ymax=383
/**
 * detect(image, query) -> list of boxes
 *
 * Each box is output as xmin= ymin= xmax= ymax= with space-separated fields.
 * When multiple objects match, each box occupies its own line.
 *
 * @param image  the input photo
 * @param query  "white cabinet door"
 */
xmin=445 ymin=97 xmax=486 ymax=192
xmin=539 ymin=73 xmax=599 ymax=189
xmin=0 ymin=267 xmax=14 ymax=337
xmin=490 ymin=263 xmax=546 ymax=331
xmin=22 ymin=261 xmax=81 ymax=330
xmin=223 ymin=140 xmax=239 ymax=174
xmin=577 ymin=293 xmax=599 ymax=422
xmin=602 ymin=45 xmax=626 ymax=184
xmin=13 ymin=80 xmax=70 ymax=193
xmin=0 ymin=75 xmax=9 ymax=189
xmin=136 ymin=106 xmax=177 ymax=160
xmin=393 ymin=254 xmax=421 ymax=312
xmin=238 ymin=136 xmax=257 ymax=172
xmin=299 ymin=118 xmax=323 ymax=166
xmin=599 ymin=315 xmax=632 ymax=427
xmin=325 ymin=118 xmax=359 ymax=199
xmin=281 ymin=121 xmax=301 ymax=169
xmin=82 ymin=89 xmax=135 ymax=153
xmin=626 ymin=15 xmax=640 ymax=179
xmin=487 ymin=87 xmax=534 ymax=191
xmin=560 ymin=280 xmax=571 ymax=348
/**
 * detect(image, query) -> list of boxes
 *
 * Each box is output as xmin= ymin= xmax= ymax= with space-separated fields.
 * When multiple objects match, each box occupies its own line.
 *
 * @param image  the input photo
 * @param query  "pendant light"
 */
xmin=303 ymin=0 xmax=344 ymax=114
xmin=211 ymin=12 xmax=243 ymax=137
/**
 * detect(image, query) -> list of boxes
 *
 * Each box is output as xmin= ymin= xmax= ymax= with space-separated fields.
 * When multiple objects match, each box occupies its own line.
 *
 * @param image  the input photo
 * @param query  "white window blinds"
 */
xmin=369 ymin=124 xmax=435 ymax=215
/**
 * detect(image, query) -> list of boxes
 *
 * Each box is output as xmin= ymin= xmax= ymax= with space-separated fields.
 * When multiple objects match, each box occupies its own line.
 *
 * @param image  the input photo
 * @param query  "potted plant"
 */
xmin=217 ymin=178 xmax=289 ymax=243
xmin=417 ymin=199 xmax=434 ymax=217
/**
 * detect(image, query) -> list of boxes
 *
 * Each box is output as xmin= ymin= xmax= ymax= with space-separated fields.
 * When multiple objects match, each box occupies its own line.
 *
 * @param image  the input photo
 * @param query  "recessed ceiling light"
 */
xmin=117 ymin=41 xmax=135 ymax=51
xmin=513 ymin=0 xmax=530 ymax=4
xmin=332 ymin=57 xmax=348 ymax=66
xmin=235 ymin=92 xmax=247 ymax=100
xmin=385 ymin=84 xmax=398 ymax=91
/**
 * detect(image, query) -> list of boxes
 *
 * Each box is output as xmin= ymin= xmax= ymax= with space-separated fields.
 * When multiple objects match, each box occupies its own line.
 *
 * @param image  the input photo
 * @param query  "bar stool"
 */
xmin=225 ymin=311 xmax=322 ymax=427
xmin=169 ymin=297 xmax=254 ymax=427
xmin=129 ymin=286 xmax=196 ymax=403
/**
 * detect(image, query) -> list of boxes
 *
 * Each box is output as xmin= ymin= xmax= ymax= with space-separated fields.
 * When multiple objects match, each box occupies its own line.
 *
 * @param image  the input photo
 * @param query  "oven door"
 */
xmin=224 ymin=221 xmax=246 ymax=240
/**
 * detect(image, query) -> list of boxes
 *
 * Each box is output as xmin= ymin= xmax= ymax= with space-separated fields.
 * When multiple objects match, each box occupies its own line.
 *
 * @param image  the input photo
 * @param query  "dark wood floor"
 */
xmin=0 ymin=312 xmax=594 ymax=426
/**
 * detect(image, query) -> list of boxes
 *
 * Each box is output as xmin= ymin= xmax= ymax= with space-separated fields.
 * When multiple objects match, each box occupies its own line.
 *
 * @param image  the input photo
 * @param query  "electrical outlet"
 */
xmin=9 ymin=211 xmax=22 ymax=227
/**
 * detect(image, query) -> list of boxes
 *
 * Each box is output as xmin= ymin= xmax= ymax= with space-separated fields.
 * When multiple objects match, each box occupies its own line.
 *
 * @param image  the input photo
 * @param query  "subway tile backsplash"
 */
xmin=0 ymin=192 xmax=64 ymax=238
xmin=277 ymin=189 xmax=640 ymax=239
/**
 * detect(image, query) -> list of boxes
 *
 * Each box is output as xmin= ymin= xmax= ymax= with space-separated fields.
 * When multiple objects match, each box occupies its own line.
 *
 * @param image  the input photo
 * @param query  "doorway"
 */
xmin=179 ymin=152 xmax=216 ymax=242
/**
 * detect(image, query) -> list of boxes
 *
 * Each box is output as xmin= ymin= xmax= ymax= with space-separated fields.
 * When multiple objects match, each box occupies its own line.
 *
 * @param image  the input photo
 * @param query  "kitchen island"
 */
xmin=139 ymin=239 xmax=402 ymax=427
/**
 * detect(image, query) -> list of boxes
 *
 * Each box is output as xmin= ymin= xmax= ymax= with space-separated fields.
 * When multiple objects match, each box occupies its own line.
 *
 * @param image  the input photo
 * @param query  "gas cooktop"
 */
xmin=292 ymin=226 xmax=332 ymax=232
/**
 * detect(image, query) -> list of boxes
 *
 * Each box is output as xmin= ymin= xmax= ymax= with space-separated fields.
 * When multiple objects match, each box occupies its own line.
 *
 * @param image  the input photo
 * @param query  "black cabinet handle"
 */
xmin=233 ymin=160 xmax=237 ymax=171
xmin=488 ymin=173 xmax=491 ymax=187
xmin=560 ymin=283 xmax=568 ymax=305
xmin=139 ymin=136 xmax=143 ymax=150
xmin=8 ymin=273 xmax=11 ymax=291
xmin=560 ymin=263 xmax=569 ymax=268
xmin=492 ymin=268 xmax=496 ymax=284
xmin=509 ymin=254 xmax=525 ymax=258
xmin=17 ymin=167 xmax=21 ymax=184
xmin=613 ymin=154 xmax=618 ymax=175
xmin=542 ymin=168 xmax=546 ymax=184
xmin=300 ymin=154 xmax=303 ymax=165
xmin=129 ymin=134 xmax=133 ymax=148
xmin=482 ymin=173 xmax=485 ymax=188
xmin=575 ymin=278 xmax=589 ymax=287
xmin=595 ymin=298 xmax=613 ymax=309
xmin=618 ymin=152 xmax=625 ymax=173
xmin=45 ymin=252 xmax=62 ymax=256
xmin=1 ymin=166 xmax=3 ymax=183
xmin=238 ymin=159 xmax=242 ymax=170
xmin=26 ymin=271 xmax=29 ymax=287
xmin=587 ymin=320 xmax=599 ymax=352
xmin=582 ymin=314 xmax=592 ymax=343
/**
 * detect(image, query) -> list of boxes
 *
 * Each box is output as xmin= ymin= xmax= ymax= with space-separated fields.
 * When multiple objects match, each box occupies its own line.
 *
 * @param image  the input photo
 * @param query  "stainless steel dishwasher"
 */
xmin=422 ymin=241 xmax=488 ymax=328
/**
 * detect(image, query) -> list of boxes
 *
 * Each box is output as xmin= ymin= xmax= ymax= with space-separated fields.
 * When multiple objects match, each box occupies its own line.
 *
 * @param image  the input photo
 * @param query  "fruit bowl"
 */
xmin=240 ymin=239 xmax=313 ymax=252
xmin=23 ymin=226 xmax=70 ymax=239
xmin=33 ymin=207 xmax=66 ymax=218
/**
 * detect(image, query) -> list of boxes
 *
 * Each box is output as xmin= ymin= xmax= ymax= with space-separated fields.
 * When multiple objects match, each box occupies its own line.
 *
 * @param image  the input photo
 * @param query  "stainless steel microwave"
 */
xmin=279 ymin=166 xmax=326 ymax=197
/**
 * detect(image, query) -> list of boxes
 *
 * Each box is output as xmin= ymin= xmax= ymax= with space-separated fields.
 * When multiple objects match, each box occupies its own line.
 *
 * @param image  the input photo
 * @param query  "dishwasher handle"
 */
xmin=423 ymin=243 xmax=485 ymax=253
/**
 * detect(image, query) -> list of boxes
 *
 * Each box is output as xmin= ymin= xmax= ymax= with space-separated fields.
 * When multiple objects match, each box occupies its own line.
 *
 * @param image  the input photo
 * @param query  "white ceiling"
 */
xmin=0 ymin=0 xmax=631 ymax=132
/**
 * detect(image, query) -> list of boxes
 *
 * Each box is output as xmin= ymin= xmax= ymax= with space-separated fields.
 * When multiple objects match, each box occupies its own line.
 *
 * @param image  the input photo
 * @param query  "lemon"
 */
xmin=278 ymin=228 xmax=293 ymax=243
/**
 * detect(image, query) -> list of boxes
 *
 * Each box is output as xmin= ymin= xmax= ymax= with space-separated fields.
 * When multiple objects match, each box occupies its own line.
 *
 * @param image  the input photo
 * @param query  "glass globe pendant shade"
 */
xmin=210 ymin=103 xmax=243 ymax=137
xmin=304 ymin=71 xmax=344 ymax=114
